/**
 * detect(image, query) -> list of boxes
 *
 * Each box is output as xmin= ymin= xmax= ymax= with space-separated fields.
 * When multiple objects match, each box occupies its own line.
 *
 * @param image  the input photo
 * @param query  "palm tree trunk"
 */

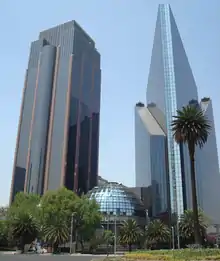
xmin=80 ymin=240 xmax=84 ymax=253
xmin=189 ymin=153 xmax=201 ymax=245
xmin=20 ymin=237 xmax=25 ymax=253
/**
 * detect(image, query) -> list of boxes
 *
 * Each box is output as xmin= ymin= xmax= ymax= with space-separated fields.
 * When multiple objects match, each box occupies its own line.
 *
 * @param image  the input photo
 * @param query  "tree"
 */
xmin=171 ymin=105 xmax=211 ymax=244
xmin=179 ymin=209 xmax=208 ymax=243
xmin=5 ymin=188 xmax=102 ymax=253
xmin=119 ymin=219 xmax=142 ymax=252
xmin=0 ymin=207 xmax=8 ymax=220
xmin=0 ymin=220 xmax=9 ymax=247
xmin=103 ymin=229 xmax=114 ymax=246
xmin=70 ymin=195 xmax=102 ymax=251
xmin=39 ymin=187 xmax=102 ymax=253
xmin=146 ymin=219 xmax=170 ymax=249
xmin=9 ymin=192 xmax=40 ymax=210
xmin=40 ymin=187 xmax=78 ymax=218
xmin=40 ymin=187 xmax=78 ymax=252
xmin=42 ymin=210 xmax=69 ymax=252
xmin=10 ymin=210 xmax=40 ymax=252
xmin=7 ymin=192 xmax=41 ymax=252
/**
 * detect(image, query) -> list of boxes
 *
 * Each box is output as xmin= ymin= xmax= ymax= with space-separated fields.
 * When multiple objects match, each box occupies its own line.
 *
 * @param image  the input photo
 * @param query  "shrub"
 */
xmin=124 ymin=249 xmax=220 ymax=260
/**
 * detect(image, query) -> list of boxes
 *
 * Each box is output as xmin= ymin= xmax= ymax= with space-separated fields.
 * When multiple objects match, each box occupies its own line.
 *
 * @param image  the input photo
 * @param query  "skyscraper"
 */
xmin=135 ymin=4 xmax=220 ymax=224
xmin=196 ymin=98 xmax=220 ymax=224
xmin=146 ymin=4 xmax=198 ymax=217
xmin=135 ymin=102 xmax=169 ymax=217
xmin=10 ymin=21 xmax=101 ymax=203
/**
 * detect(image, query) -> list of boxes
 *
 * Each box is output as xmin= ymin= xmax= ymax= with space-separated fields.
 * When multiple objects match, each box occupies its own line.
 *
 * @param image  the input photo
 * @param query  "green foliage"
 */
xmin=103 ymin=230 xmax=114 ymax=245
xmin=76 ymin=195 xmax=102 ymax=242
xmin=10 ymin=209 xmax=40 ymax=252
xmin=88 ymin=230 xmax=114 ymax=253
xmin=0 ymin=220 xmax=9 ymax=246
xmin=4 ymin=188 xmax=102 ymax=252
xmin=119 ymin=219 xmax=142 ymax=251
xmin=0 ymin=207 xmax=8 ymax=219
xmin=40 ymin=187 xmax=78 ymax=249
xmin=146 ymin=219 xmax=170 ymax=247
xmin=6 ymin=193 xmax=41 ymax=252
xmin=8 ymin=192 xmax=41 ymax=219
xmin=124 ymin=249 xmax=220 ymax=260
xmin=42 ymin=213 xmax=69 ymax=247
xmin=171 ymin=105 xmax=211 ymax=149
xmin=171 ymin=105 xmax=211 ymax=245
xmin=179 ymin=209 xmax=208 ymax=240
xmin=10 ymin=192 xmax=40 ymax=208
xmin=40 ymin=187 xmax=78 ymax=215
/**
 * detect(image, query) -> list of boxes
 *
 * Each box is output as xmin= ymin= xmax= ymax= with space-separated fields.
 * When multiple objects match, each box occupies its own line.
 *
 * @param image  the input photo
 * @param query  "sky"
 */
xmin=0 ymin=0 xmax=220 ymax=205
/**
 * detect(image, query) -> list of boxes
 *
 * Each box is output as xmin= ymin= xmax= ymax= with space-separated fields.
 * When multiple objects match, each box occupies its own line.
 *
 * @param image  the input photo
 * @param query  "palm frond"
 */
xmin=171 ymin=105 xmax=211 ymax=148
xmin=179 ymin=209 xmax=208 ymax=239
xmin=10 ymin=211 xmax=40 ymax=243
xmin=42 ymin=214 xmax=69 ymax=245
xmin=119 ymin=219 xmax=142 ymax=245
xmin=146 ymin=219 xmax=170 ymax=244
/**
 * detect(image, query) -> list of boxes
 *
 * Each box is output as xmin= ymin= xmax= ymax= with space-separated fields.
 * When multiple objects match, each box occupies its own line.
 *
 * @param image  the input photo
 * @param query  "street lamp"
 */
xmin=114 ymin=217 xmax=117 ymax=255
xmin=114 ymin=209 xmax=120 ymax=256
xmin=171 ymin=226 xmax=175 ymax=249
xmin=145 ymin=209 xmax=149 ymax=225
xmin=69 ymin=213 xmax=74 ymax=254
xmin=107 ymin=213 xmax=110 ymax=230
xmin=177 ymin=219 xmax=180 ymax=249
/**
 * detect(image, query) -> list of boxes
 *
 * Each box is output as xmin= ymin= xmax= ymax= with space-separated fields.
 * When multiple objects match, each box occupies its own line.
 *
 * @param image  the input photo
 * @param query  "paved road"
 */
xmin=0 ymin=254 xmax=106 ymax=261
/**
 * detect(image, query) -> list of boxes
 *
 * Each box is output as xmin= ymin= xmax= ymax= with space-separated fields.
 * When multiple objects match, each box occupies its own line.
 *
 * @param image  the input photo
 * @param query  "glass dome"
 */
xmin=87 ymin=182 xmax=146 ymax=218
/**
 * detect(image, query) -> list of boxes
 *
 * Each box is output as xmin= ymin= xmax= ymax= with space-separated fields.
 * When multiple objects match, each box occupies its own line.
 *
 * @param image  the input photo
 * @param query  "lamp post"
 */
xmin=107 ymin=214 xmax=109 ymax=230
xmin=171 ymin=226 xmax=175 ymax=249
xmin=145 ymin=209 xmax=149 ymax=225
xmin=100 ymin=225 xmax=104 ymax=236
xmin=114 ymin=217 xmax=117 ymax=255
xmin=114 ymin=209 xmax=120 ymax=256
xmin=69 ymin=213 xmax=74 ymax=254
xmin=177 ymin=219 xmax=180 ymax=249
xmin=106 ymin=214 xmax=110 ymax=256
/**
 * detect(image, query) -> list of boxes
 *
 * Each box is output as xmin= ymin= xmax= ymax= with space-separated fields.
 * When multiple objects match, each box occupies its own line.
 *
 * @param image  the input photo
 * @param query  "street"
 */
xmin=0 ymin=254 xmax=106 ymax=261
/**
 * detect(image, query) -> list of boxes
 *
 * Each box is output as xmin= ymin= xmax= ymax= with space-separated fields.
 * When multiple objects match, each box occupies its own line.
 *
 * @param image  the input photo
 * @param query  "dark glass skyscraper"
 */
xmin=10 ymin=21 xmax=101 ymax=203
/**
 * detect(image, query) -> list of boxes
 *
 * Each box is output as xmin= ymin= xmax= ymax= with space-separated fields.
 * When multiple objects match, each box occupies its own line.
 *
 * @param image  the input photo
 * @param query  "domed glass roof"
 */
xmin=87 ymin=182 xmax=146 ymax=218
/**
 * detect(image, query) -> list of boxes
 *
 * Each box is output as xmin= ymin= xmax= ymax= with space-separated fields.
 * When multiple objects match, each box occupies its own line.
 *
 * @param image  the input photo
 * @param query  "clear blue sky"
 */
xmin=0 ymin=1 xmax=220 ymax=205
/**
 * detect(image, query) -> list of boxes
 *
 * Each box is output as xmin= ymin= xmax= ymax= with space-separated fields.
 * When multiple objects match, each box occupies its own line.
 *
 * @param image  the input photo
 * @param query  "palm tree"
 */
xmin=171 ymin=105 xmax=211 ymax=244
xmin=42 ymin=212 xmax=69 ymax=253
xmin=10 ymin=210 xmax=40 ymax=253
xmin=146 ymin=219 xmax=170 ymax=249
xmin=119 ymin=219 xmax=142 ymax=252
xmin=179 ymin=209 xmax=208 ymax=243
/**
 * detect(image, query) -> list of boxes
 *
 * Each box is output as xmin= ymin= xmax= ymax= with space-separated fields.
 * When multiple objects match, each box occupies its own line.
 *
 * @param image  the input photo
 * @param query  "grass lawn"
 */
xmin=101 ymin=249 xmax=220 ymax=261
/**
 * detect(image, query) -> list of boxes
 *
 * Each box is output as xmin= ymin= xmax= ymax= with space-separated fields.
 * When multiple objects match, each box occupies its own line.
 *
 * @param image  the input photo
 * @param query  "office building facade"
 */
xmin=10 ymin=21 xmax=101 ymax=203
xmin=135 ymin=103 xmax=169 ymax=217
xmin=146 ymin=4 xmax=199 ymax=217
xmin=135 ymin=4 xmax=220 ymax=223
xmin=196 ymin=98 xmax=220 ymax=224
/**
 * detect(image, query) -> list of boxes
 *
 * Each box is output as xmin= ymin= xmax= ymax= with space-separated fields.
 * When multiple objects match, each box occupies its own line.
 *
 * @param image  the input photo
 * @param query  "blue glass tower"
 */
xmin=147 ymin=4 xmax=199 ymax=217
